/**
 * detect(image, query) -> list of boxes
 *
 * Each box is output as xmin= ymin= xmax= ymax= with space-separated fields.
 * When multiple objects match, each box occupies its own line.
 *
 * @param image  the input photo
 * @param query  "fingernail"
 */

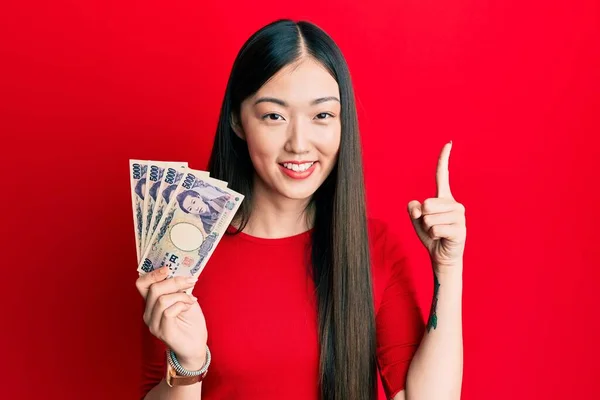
xmin=186 ymin=277 xmax=198 ymax=284
xmin=190 ymin=295 xmax=198 ymax=301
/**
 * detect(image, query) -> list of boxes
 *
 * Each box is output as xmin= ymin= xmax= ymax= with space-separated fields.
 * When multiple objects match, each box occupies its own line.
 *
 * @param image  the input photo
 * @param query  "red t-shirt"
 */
xmin=141 ymin=218 xmax=425 ymax=399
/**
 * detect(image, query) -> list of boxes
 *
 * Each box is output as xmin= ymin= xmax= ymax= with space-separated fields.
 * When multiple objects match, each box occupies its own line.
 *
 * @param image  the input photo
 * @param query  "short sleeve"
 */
xmin=373 ymin=221 xmax=426 ymax=399
xmin=140 ymin=314 xmax=168 ymax=399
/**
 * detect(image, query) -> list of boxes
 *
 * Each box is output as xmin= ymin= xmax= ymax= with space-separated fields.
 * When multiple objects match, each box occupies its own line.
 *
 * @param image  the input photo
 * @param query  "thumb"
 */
xmin=136 ymin=266 xmax=169 ymax=300
xmin=407 ymin=200 xmax=430 ymax=246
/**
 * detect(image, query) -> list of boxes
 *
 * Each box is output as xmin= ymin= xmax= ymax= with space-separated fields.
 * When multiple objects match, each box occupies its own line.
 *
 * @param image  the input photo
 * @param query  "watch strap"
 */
xmin=165 ymin=352 xmax=208 ymax=387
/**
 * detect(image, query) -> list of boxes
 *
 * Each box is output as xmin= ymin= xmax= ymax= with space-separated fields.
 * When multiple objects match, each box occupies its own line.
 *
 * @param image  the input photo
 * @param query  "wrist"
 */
xmin=165 ymin=346 xmax=211 ymax=387
xmin=178 ymin=355 xmax=207 ymax=371
xmin=434 ymin=265 xmax=463 ymax=284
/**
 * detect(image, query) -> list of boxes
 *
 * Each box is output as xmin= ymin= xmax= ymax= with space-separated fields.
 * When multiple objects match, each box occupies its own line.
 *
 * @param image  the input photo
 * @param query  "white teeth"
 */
xmin=282 ymin=162 xmax=315 ymax=172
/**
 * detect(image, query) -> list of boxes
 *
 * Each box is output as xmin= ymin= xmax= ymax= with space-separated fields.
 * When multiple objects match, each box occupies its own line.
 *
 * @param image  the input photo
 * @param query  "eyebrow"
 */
xmin=254 ymin=96 xmax=340 ymax=107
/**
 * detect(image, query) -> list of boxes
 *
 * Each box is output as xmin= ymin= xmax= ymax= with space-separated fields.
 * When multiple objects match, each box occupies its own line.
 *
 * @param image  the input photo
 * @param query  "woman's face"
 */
xmin=237 ymin=58 xmax=342 ymax=201
xmin=182 ymin=194 xmax=209 ymax=215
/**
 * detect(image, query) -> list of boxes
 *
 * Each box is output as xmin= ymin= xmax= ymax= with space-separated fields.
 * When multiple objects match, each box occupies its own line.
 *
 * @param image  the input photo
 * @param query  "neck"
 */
xmin=240 ymin=174 xmax=314 ymax=239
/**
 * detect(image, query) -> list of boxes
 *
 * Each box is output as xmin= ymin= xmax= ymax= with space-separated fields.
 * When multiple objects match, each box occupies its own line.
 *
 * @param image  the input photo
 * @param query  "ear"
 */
xmin=230 ymin=113 xmax=245 ymax=141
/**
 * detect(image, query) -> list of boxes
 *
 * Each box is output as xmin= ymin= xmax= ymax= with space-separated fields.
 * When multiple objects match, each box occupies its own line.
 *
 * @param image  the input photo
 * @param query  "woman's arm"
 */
xmin=401 ymin=142 xmax=465 ymax=399
xmin=144 ymin=353 xmax=207 ymax=400
xmin=144 ymin=379 xmax=202 ymax=400
xmin=137 ymin=270 xmax=209 ymax=400
xmin=399 ymin=267 xmax=463 ymax=400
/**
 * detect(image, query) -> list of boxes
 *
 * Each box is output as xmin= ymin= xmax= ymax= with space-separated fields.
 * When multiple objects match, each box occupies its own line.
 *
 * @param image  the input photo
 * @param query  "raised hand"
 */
xmin=407 ymin=141 xmax=467 ymax=274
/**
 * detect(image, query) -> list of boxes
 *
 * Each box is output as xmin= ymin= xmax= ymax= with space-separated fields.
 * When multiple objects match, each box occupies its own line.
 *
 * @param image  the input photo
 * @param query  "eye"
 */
xmin=262 ymin=113 xmax=285 ymax=121
xmin=315 ymin=112 xmax=334 ymax=120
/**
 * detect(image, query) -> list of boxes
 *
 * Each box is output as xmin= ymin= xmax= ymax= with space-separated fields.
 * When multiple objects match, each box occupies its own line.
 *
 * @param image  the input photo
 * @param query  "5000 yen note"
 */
xmin=141 ymin=161 xmax=188 ymax=253
xmin=129 ymin=160 xmax=148 ymax=263
xmin=146 ymin=167 xmax=210 ymax=252
xmin=138 ymin=170 xmax=243 ymax=280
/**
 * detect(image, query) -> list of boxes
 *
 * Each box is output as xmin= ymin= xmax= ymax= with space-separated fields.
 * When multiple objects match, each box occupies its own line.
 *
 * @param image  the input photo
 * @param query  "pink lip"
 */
xmin=278 ymin=162 xmax=318 ymax=180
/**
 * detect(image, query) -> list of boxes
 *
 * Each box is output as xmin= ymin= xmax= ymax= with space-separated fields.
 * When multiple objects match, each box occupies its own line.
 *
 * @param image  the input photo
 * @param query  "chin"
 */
xmin=284 ymin=193 xmax=316 ymax=201
xmin=279 ymin=186 xmax=318 ymax=201
xmin=275 ymin=179 xmax=322 ymax=201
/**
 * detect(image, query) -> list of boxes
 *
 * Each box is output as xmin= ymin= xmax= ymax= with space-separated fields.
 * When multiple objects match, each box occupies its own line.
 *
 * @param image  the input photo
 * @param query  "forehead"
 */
xmin=254 ymin=58 xmax=340 ymax=103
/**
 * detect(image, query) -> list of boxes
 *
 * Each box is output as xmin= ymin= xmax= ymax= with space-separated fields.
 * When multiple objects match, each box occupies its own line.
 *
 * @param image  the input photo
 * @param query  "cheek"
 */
xmin=245 ymin=127 xmax=282 ymax=163
xmin=316 ymin=124 xmax=341 ymax=158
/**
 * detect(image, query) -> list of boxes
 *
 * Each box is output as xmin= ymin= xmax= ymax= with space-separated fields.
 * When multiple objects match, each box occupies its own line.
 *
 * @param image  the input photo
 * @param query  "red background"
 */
xmin=1 ymin=0 xmax=598 ymax=399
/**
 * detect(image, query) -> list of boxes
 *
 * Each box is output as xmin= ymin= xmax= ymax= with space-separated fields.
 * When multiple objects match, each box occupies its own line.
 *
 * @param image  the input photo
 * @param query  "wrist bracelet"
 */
xmin=167 ymin=346 xmax=211 ymax=377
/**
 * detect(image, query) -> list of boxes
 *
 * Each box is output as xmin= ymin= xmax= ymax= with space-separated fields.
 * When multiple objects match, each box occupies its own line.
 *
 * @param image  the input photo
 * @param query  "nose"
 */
xmin=285 ymin=118 xmax=310 ymax=154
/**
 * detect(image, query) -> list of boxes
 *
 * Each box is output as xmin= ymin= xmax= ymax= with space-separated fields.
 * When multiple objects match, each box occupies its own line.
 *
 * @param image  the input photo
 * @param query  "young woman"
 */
xmin=136 ymin=19 xmax=465 ymax=400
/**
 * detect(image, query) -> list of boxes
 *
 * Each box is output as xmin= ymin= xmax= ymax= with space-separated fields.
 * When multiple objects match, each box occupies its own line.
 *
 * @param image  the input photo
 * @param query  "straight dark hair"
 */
xmin=208 ymin=19 xmax=376 ymax=400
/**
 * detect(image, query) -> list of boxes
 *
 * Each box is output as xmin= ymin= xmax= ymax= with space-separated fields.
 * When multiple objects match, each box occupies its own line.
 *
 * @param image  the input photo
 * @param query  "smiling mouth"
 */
xmin=279 ymin=161 xmax=316 ymax=172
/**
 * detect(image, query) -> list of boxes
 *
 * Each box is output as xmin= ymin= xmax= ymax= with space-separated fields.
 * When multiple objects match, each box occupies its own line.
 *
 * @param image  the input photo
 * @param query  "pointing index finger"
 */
xmin=436 ymin=141 xmax=453 ymax=199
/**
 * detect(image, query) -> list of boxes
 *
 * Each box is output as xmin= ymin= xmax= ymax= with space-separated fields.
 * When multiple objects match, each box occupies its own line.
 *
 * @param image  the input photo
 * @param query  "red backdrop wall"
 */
xmin=1 ymin=0 xmax=598 ymax=399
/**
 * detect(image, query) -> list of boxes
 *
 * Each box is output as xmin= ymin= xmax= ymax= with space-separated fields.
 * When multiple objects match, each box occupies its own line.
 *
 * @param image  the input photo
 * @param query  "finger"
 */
xmin=159 ymin=301 xmax=195 ymax=337
xmin=163 ymin=301 xmax=194 ymax=320
xmin=421 ymin=198 xmax=465 ymax=216
xmin=148 ymin=292 xmax=197 ymax=335
xmin=136 ymin=266 xmax=169 ymax=300
xmin=407 ymin=200 xmax=430 ymax=245
xmin=421 ymin=212 xmax=465 ymax=232
xmin=145 ymin=276 xmax=198 ymax=324
xmin=408 ymin=200 xmax=423 ymax=219
xmin=148 ymin=292 xmax=197 ymax=332
xmin=436 ymin=141 xmax=453 ymax=199
xmin=428 ymin=223 xmax=466 ymax=241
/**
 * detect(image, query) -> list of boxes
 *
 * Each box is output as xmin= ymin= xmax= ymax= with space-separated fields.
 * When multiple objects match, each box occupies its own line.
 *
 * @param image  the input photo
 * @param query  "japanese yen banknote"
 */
xmin=129 ymin=160 xmax=244 ymax=281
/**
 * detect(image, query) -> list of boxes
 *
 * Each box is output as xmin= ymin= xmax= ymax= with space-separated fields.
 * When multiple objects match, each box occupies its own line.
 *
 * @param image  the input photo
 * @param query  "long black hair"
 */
xmin=208 ymin=19 xmax=376 ymax=400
